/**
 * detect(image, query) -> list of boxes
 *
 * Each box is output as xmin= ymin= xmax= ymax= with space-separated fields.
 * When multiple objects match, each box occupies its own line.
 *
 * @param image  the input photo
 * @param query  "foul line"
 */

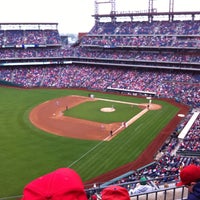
xmin=96 ymin=97 xmax=139 ymax=106
xmin=67 ymin=140 xmax=105 ymax=168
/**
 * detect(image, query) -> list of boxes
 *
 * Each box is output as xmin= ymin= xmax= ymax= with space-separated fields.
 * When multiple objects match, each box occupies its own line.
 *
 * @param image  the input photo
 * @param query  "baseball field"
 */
xmin=0 ymin=87 xmax=189 ymax=197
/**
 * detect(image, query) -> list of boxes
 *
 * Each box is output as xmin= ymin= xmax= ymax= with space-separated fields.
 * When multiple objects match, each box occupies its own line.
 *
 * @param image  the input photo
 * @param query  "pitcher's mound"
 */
xmin=101 ymin=107 xmax=115 ymax=112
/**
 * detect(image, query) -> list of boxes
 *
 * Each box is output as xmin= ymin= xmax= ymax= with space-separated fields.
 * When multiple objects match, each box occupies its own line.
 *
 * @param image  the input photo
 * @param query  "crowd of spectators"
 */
xmin=103 ymin=111 xmax=200 ymax=195
xmin=82 ymin=20 xmax=200 ymax=49
xmin=0 ymin=65 xmax=199 ymax=108
xmin=0 ymin=29 xmax=61 ymax=46
xmin=178 ymin=114 xmax=200 ymax=152
xmin=81 ymin=35 xmax=199 ymax=48
xmin=89 ymin=21 xmax=200 ymax=35
xmin=70 ymin=47 xmax=200 ymax=64
xmin=2 ymin=46 xmax=200 ymax=68
xmin=0 ymin=20 xmax=200 ymax=65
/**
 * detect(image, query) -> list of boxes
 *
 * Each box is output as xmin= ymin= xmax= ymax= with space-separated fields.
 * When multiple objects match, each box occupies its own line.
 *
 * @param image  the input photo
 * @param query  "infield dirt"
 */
xmin=30 ymin=95 xmax=161 ymax=141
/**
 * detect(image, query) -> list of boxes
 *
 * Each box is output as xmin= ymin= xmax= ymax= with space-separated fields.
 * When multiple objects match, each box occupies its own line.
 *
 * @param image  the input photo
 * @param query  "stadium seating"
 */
xmin=0 ymin=20 xmax=199 ymax=199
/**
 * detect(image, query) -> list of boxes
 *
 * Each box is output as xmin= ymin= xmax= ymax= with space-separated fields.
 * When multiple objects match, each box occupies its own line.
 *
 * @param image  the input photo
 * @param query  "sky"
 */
xmin=0 ymin=0 xmax=200 ymax=34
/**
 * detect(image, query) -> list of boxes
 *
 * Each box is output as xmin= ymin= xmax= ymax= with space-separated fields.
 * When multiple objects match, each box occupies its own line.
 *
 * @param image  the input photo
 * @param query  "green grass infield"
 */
xmin=63 ymin=100 xmax=142 ymax=123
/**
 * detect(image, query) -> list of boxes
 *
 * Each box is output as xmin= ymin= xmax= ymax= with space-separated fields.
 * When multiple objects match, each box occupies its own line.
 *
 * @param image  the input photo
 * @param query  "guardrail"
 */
xmin=0 ymin=185 xmax=188 ymax=200
xmin=130 ymin=186 xmax=188 ymax=200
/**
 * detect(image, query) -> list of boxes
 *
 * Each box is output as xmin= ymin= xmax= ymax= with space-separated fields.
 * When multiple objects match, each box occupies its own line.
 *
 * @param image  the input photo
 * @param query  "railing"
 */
xmin=0 ymin=186 xmax=188 ymax=200
xmin=130 ymin=186 xmax=188 ymax=200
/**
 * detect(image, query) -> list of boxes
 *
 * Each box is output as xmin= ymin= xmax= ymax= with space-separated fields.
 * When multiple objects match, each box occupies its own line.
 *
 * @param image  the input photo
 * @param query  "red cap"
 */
xmin=22 ymin=168 xmax=87 ymax=200
xmin=101 ymin=185 xmax=130 ymax=200
xmin=177 ymin=164 xmax=200 ymax=186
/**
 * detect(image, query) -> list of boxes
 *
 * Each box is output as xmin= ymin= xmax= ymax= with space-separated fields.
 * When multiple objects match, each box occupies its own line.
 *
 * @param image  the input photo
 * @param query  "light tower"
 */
xmin=94 ymin=0 xmax=116 ymax=22
xmin=169 ymin=0 xmax=174 ymax=21
xmin=148 ymin=0 xmax=156 ymax=22
xmin=148 ymin=0 xmax=175 ymax=21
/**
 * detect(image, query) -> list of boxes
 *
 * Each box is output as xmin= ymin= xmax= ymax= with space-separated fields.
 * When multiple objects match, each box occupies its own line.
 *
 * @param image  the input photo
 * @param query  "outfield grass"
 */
xmin=0 ymin=87 xmax=179 ymax=197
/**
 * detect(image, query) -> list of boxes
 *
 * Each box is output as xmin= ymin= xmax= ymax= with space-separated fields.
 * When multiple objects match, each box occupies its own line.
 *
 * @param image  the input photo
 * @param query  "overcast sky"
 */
xmin=0 ymin=0 xmax=199 ymax=34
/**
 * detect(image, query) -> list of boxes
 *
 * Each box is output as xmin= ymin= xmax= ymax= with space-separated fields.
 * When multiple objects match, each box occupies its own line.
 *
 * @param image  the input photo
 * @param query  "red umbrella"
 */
xmin=22 ymin=168 xmax=87 ymax=200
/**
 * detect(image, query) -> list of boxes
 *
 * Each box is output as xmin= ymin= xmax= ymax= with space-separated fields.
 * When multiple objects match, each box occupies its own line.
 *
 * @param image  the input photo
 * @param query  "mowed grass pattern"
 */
xmin=0 ymin=87 xmax=179 ymax=197
xmin=64 ymin=100 xmax=142 ymax=123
